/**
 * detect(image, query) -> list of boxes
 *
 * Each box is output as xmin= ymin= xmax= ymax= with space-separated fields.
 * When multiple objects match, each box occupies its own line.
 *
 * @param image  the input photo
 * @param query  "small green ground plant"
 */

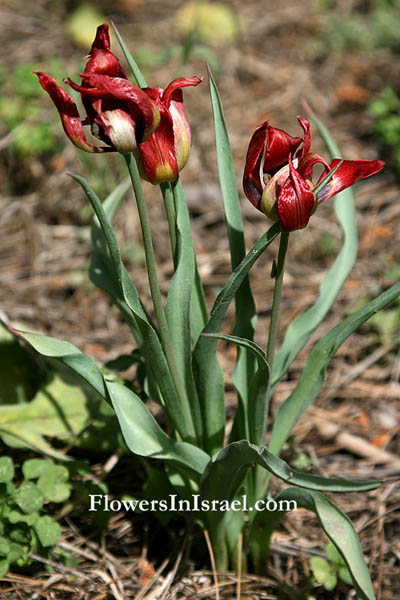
xmin=0 ymin=456 xmax=68 ymax=576
xmin=369 ymin=86 xmax=400 ymax=175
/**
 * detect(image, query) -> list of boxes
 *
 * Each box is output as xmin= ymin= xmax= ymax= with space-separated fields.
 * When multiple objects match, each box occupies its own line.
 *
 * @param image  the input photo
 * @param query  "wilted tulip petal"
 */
xmin=243 ymin=122 xmax=302 ymax=209
xmin=67 ymin=74 xmax=160 ymax=144
xmin=277 ymin=157 xmax=315 ymax=231
xmin=36 ymin=23 xmax=200 ymax=176
xmin=35 ymin=72 xmax=105 ymax=153
xmin=36 ymin=24 xmax=160 ymax=154
xmin=243 ymin=116 xmax=384 ymax=232
xmin=134 ymin=77 xmax=202 ymax=184
xmin=316 ymin=158 xmax=384 ymax=204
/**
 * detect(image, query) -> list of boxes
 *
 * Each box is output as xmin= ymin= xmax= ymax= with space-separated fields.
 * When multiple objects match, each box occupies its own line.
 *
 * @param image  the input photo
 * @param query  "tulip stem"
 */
xmin=160 ymin=182 xmax=178 ymax=266
xmin=266 ymin=231 xmax=289 ymax=373
xmin=124 ymin=154 xmax=196 ymax=443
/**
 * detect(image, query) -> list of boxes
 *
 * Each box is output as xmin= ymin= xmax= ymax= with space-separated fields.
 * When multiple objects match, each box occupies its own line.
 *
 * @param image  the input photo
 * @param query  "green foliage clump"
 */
xmin=0 ymin=60 xmax=64 ymax=157
xmin=310 ymin=541 xmax=353 ymax=592
xmin=316 ymin=0 xmax=400 ymax=53
xmin=0 ymin=456 xmax=70 ymax=576
xmin=369 ymin=86 xmax=400 ymax=174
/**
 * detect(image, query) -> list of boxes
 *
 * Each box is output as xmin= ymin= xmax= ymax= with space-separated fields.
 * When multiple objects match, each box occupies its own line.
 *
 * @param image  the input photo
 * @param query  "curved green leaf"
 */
xmin=201 ymin=440 xmax=379 ymax=582
xmin=200 ymin=333 xmax=268 ymax=369
xmin=269 ymin=281 xmax=400 ymax=456
xmin=274 ymin=488 xmax=376 ymax=600
xmin=201 ymin=332 xmax=270 ymax=448
xmin=208 ymin=64 xmax=258 ymax=448
xmin=165 ymin=179 xmax=202 ymax=440
xmin=272 ymin=115 xmax=357 ymax=387
xmin=72 ymin=174 xmax=193 ymax=439
xmin=107 ymin=381 xmax=208 ymax=476
xmin=200 ymin=441 xmax=380 ymax=502
xmin=193 ymin=222 xmax=281 ymax=454
xmin=9 ymin=328 xmax=209 ymax=476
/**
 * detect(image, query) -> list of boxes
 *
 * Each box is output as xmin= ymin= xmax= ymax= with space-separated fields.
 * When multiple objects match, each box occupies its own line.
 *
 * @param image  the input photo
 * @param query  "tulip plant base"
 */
xmin=1 ymin=1 xmax=400 ymax=599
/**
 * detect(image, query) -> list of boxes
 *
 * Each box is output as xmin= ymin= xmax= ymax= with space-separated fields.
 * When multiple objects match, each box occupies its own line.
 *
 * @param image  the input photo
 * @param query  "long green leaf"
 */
xmin=269 ymin=281 xmax=400 ymax=456
xmin=208 ymin=65 xmax=258 ymax=444
xmin=10 ymin=328 xmax=209 ymax=476
xmin=72 ymin=174 xmax=194 ymax=439
xmin=201 ymin=332 xmax=270 ymax=447
xmin=274 ymin=488 xmax=376 ymax=600
xmin=272 ymin=116 xmax=357 ymax=387
xmin=200 ymin=440 xmax=380 ymax=500
xmin=200 ymin=333 xmax=268 ymax=369
xmin=165 ymin=179 xmax=203 ymax=440
xmin=193 ymin=222 xmax=281 ymax=454
xmin=201 ymin=440 xmax=379 ymax=581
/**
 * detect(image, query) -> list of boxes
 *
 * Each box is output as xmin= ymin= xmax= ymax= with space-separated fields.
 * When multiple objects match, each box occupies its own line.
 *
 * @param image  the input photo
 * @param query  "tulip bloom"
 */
xmin=36 ymin=24 xmax=160 ymax=154
xmin=36 ymin=24 xmax=201 ymax=181
xmin=243 ymin=117 xmax=384 ymax=232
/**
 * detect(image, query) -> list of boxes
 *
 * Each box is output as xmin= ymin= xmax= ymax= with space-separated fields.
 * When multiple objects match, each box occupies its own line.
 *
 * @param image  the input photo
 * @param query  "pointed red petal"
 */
xmin=67 ymin=75 xmax=160 ymax=141
xmin=278 ymin=157 xmax=315 ymax=231
xmin=316 ymin=159 xmax=384 ymax=203
xmin=243 ymin=122 xmax=269 ymax=209
xmin=296 ymin=116 xmax=311 ymax=158
xmin=84 ymin=24 xmax=127 ymax=78
xmin=136 ymin=115 xmax=178 ymax=184
xmin=35 ymin=72 xmax=104 ymax=153
xmin=298 ymin=152 xmax=330 ymax=180
xmin=161 ymin=76 xmax=202 ymax=108
xmin=263 ymin=125 xmax=302 ymax=174
xmin=90 ymin=24 xmax=111 ymax=52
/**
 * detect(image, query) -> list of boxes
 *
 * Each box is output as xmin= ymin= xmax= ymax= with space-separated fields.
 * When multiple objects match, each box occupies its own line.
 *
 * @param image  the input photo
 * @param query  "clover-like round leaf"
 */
xmin=0 ymin=558 xmax=9 ymax=577
xmin=7 ymin=509 xmax=39 ymax=526
xmin=0 ymin=536 xmax=10 ymax=557
xmin=22 ymin=458 xmax=54 ymax=480
xmin=0 ymin=457 xmax=14 ymax=483
xmin=8 ymin=541 xmax=28 ymax=561
xmin=14 ymin=481 xmax=44 ymax=514
xmin=34 ymin=516 xmax=61 ymax=547
xmin=37 ymin=465 xmax=71 ymax=503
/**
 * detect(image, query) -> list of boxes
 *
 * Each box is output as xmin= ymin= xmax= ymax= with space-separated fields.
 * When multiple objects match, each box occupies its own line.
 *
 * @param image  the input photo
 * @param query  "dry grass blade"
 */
xmin=203 ymin=529 xmax=220 ymax=600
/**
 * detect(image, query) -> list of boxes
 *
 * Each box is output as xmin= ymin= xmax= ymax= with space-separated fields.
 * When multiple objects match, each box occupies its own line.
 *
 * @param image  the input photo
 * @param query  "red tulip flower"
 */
xmin=36 ymin=24 xmax=160 ymax=154
xmin=36 ymin=24 xmax=201 ymax=182
xmin=243 ymin=117 xmax=384 ymax=232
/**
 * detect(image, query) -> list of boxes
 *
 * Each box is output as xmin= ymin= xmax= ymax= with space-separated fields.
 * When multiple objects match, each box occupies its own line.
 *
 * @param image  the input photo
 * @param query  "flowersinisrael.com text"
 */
xmin=88 ymin=494 xmax=297 ymax=513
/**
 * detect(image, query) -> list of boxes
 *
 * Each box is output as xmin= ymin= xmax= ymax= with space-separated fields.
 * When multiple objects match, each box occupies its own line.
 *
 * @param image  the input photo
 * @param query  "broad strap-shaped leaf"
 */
xmin=269 ymin=281 xmax=400 ymax=456
xmin=201 ymin=440 xmax=379 ymax=581
xmin=9 ymin=328 xmax=209 ymax=476
xmin=73 ymin=174 xmax=194 ymax=440
xmin=200 ymin=440 xmax=380 ymax=502
xmin=201 ymin=333 xmax=270 ymax=446
xmin=165 ymin=179 xmax=203 ymax=440
xmin=107 ymin=381 xmax=208 ymax=475
xmin=193 ymin=222 xmax=281 ymax=454
xmin=272 ymin=114 xmax=357 ymax=388
xmin=208 ymin=65 xmax=258 ymax=445
xmin=273 ymin=488 xmax=376 ymax=600
xmin=161 ymin=180 xmax=208 ymax=346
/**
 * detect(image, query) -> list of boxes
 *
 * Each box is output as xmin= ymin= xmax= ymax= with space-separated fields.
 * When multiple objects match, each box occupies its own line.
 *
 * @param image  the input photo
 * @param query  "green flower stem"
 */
xmin=160 ymin=182 xmax=177 ymax=266
xmin=254 ymin=231 xmax=289 ymax=501
xmin=124 ymin=154 xmax=196 ymax=442
xmin=266 ymin=232 xmax=289 ymax=372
